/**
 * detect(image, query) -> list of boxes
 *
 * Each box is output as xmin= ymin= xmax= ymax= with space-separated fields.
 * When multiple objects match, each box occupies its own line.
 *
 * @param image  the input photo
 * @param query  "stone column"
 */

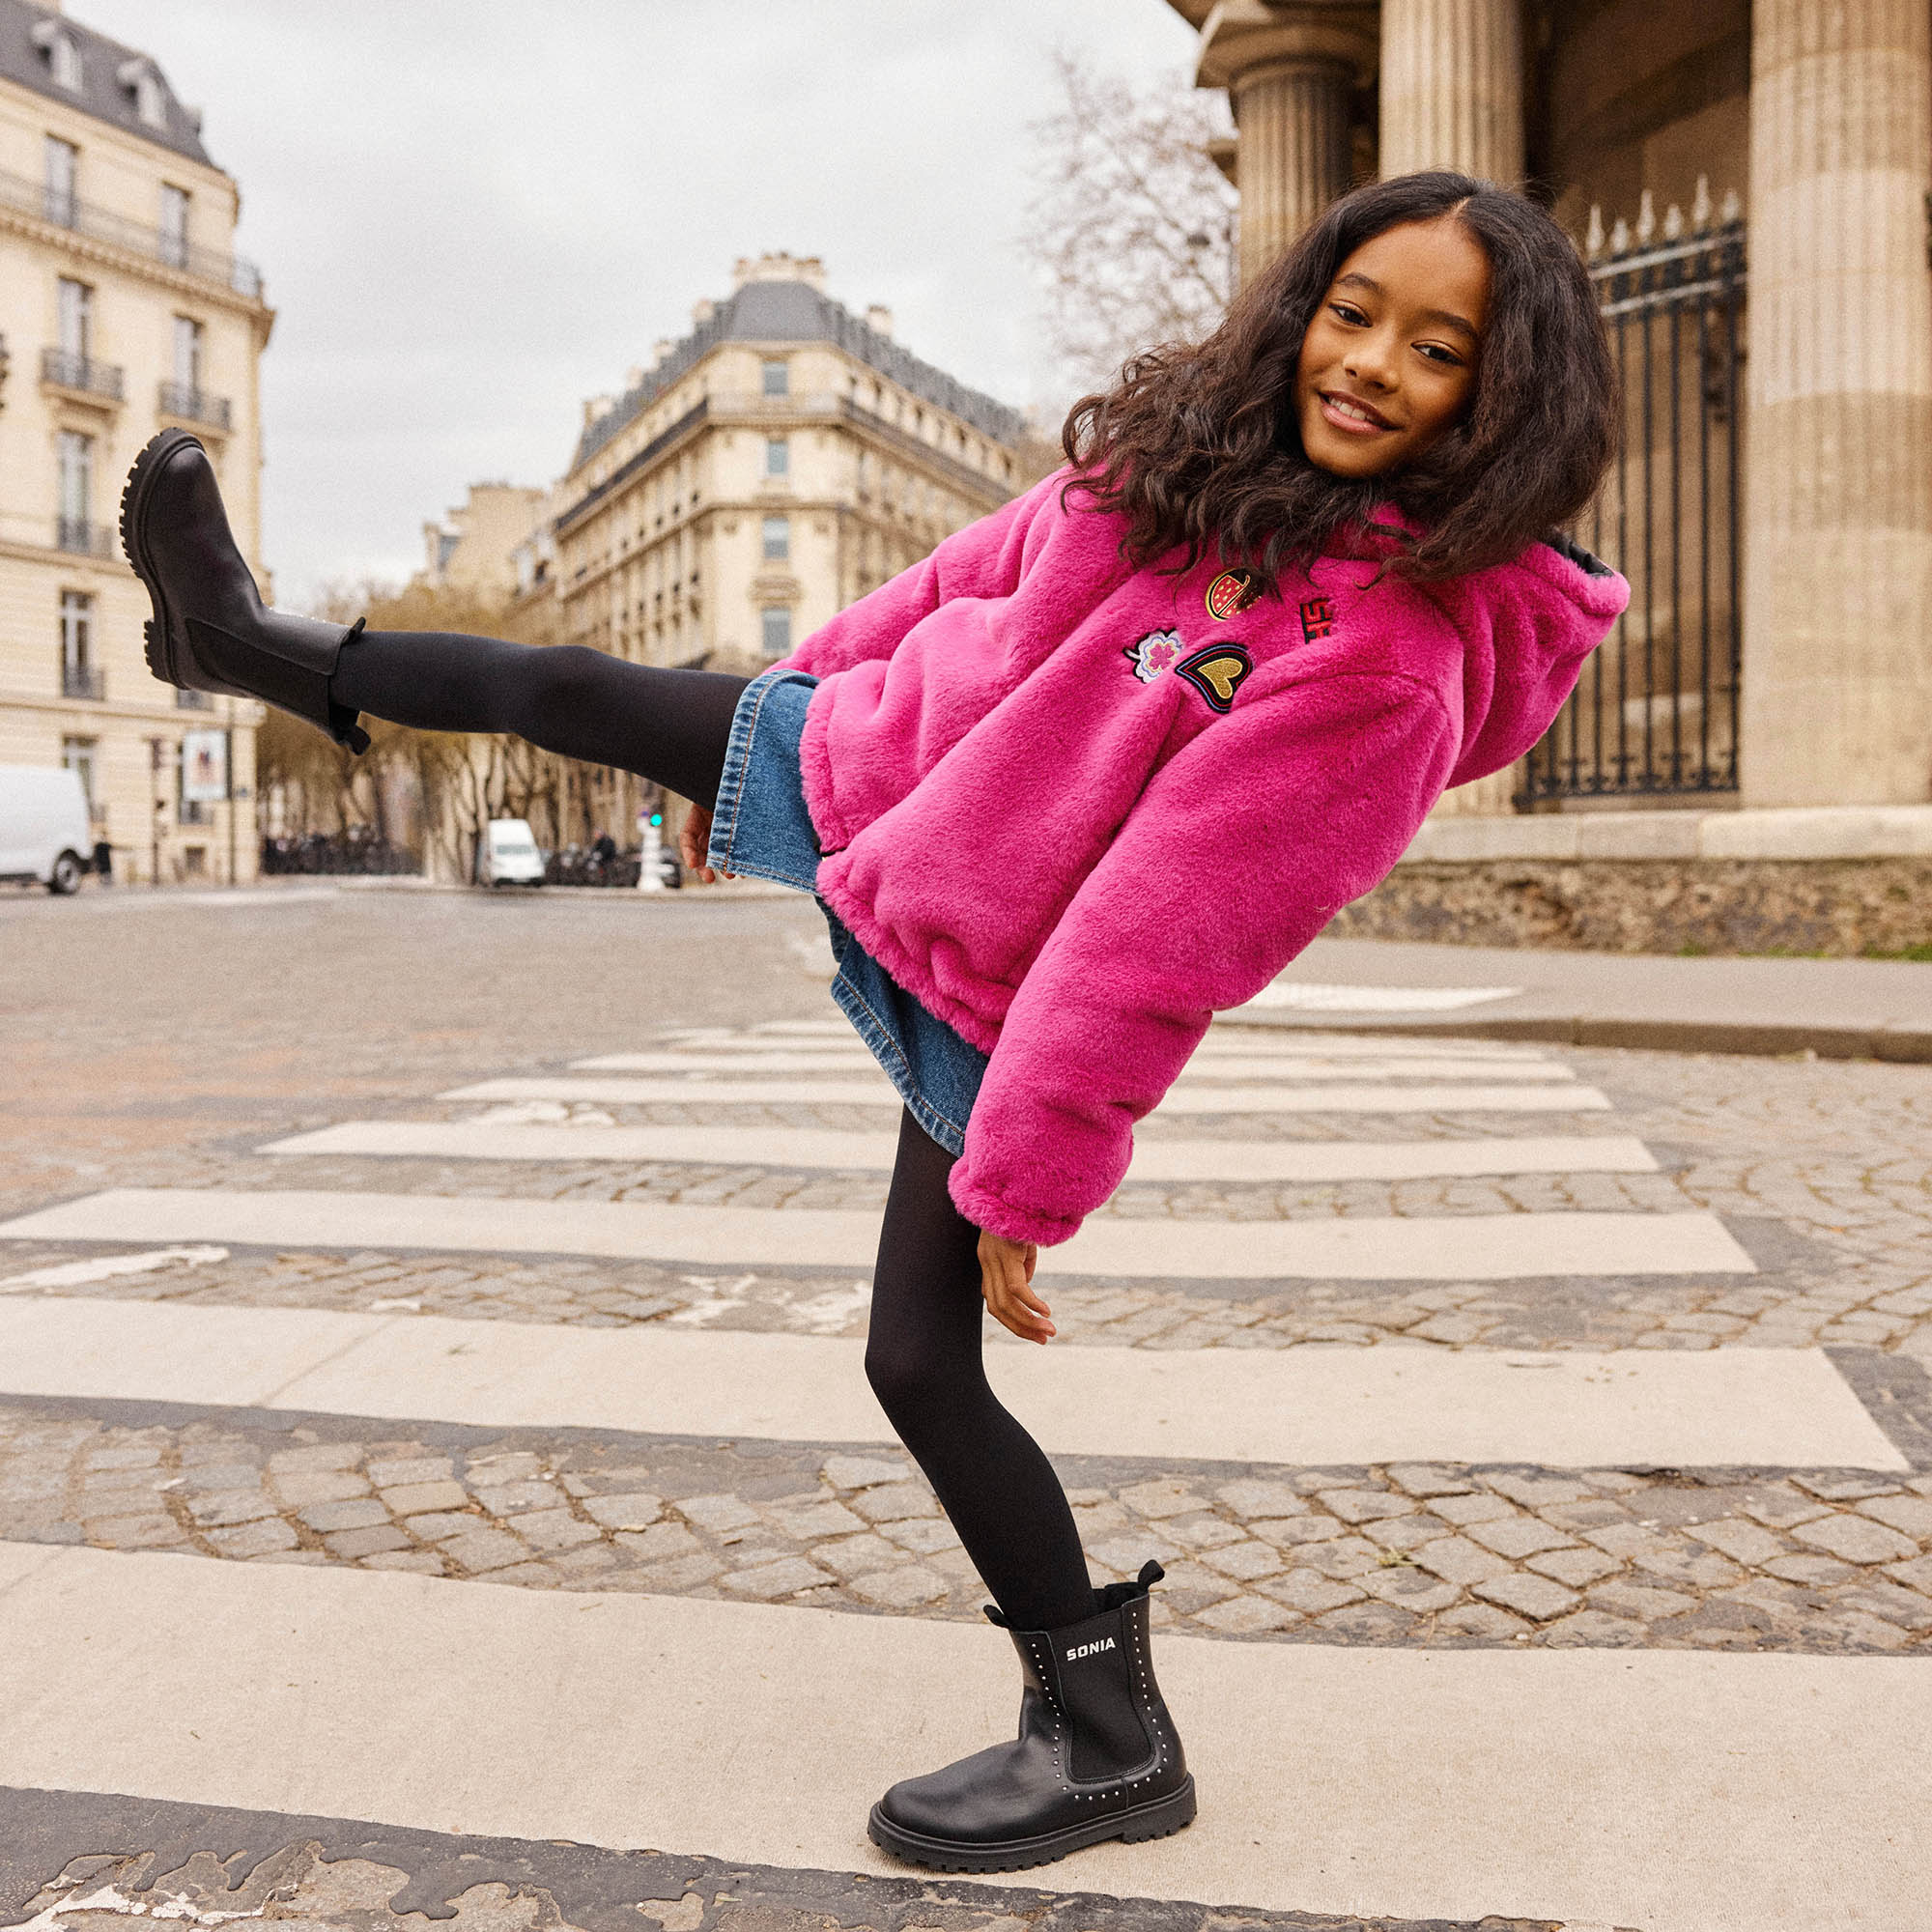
xmin=1740 ymin=0 xmax=1932 ymax=806
xmin=1378 ymin=0 xmax=1523 ymax=183
xmin=1228 ymin=58 xmax=1354 ymax=284
xmin=1379 ymin=0 xmax=1523 ymax=814
xmin=1193 ymin=3 xmax=1378 ymax=286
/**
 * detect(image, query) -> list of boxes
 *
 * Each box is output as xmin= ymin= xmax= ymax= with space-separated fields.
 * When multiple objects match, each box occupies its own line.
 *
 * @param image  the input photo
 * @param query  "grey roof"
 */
xmin=0 ymin=1 xmax=214 ymax=167
xmin=573 ymin=276 xmax=1023 ymax=471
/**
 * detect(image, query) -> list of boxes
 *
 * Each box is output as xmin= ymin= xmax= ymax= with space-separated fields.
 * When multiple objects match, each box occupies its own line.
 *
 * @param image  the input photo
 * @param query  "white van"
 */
xmin=478 ymin=816 xmax=545 ymax=887
xmin=0 ymin=765 xmax=92 ymax=895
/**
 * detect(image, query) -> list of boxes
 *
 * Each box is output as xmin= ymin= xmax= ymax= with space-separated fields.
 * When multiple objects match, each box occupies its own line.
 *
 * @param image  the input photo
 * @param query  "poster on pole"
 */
xmin=182 ymin=728 xmax=230 ymax=803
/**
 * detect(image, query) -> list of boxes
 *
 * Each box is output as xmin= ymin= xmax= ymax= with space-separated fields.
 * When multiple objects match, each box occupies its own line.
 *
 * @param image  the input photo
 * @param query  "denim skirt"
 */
xmin=707 ymin=667 xmax=988 ymax=1157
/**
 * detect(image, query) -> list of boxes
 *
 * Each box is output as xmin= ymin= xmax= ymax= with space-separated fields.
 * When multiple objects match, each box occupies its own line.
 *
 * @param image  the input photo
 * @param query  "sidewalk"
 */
xmin=1224 ymin=936 xmax=1932 ymax=1062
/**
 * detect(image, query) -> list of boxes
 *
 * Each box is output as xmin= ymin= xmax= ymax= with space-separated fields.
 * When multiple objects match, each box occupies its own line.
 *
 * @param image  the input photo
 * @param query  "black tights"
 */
xmin=331 ymin=632 xmax=748 ymax=810
xmin=331 ymin=626 xmax=1096 ymax=1631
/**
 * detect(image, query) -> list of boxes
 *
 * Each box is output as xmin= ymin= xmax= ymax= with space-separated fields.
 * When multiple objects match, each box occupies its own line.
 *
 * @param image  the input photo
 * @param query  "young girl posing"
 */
xmin=121 ymin=170 xmax=1624 ymax=1876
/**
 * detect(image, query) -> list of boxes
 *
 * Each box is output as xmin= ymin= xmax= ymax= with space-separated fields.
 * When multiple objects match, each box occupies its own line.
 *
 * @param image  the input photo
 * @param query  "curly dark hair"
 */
xmin=1061 ymin=171 xmax=1618 ymax=590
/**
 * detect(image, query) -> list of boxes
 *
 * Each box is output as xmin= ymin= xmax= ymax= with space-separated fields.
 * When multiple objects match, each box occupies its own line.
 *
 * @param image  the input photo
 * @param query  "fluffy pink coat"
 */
xmin=775 ymin=471 xmax=1629 ymax=1246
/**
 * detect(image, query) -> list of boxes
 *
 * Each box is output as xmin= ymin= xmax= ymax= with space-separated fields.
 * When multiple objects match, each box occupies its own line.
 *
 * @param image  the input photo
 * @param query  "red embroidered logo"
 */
xmin=1300 ymin=595 xmax=1336 ymax=641
xmin=1206 ymin=569 xmax=1259 ymax=621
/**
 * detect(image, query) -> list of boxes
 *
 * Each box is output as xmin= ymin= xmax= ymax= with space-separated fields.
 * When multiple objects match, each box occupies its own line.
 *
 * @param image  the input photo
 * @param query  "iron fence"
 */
xmin=1519 ymin=210 xmax=1746 ymax=805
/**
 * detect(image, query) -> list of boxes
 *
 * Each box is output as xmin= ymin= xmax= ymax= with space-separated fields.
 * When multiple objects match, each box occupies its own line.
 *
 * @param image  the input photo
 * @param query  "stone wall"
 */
xmin=1329 ymin=859 xmax=1932 ymax=956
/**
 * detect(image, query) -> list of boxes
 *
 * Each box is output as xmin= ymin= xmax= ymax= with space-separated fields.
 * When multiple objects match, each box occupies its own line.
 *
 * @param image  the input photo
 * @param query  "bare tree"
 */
xmin=262 ymin=578 xmax=621 ymax=880
xmin=1025 ymin=50 xmax=1237 ymax=397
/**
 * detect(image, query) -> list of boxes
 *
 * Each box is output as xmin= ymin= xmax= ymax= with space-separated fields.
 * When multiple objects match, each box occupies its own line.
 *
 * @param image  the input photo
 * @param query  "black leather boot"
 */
xmin=120 ymin=428 xmax=369 ymax=752
xmin=867 ymin=1560 xmax=1195 ymax=1873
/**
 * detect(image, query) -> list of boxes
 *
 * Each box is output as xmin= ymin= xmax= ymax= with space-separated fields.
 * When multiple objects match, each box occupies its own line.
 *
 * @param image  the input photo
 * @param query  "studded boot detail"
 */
xmin=867 ymin=1560 xmax=1195 ymax=1874
xmin=121 ymin=429 xmax=370 ymax=752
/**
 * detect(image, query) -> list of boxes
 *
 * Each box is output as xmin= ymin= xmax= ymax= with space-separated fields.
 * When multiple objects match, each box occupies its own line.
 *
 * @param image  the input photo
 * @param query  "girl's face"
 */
xmin=1293 ymin=215 xmax=1491 ymax=479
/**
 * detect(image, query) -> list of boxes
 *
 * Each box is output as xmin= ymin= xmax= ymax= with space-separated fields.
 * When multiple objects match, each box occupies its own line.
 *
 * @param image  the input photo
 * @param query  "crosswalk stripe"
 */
xmin=259 ymin=1121 xmax=1662 ymax=1182
xmin=569 ymin=1050 xmax=1578 ymax=1084
xmin=1 ymin=1540 xmax=1922 ymax=1929
xmin=0 ymin=1296 xmax=1898 ymax=1467
xmin=668 ymin=1026 xmax=1554 ymax=1063
xmin=0 ymin=1190 xmax=1749 ymax=1281
xmin=441 ymin=1076 xmax=1614 ymax=1115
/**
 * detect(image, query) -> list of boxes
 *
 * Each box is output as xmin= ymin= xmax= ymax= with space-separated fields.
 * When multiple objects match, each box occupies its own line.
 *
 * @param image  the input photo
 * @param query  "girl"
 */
xmin=120 ymin=170 xmax=1625 ymax=1876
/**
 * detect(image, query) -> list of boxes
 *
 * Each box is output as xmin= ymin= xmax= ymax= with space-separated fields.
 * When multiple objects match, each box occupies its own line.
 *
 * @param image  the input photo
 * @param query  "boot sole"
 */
xmin=119 ymin=427 xmax=205 ymax=690
xmin=866 ymin=1776 xmax=1196 ymax=1875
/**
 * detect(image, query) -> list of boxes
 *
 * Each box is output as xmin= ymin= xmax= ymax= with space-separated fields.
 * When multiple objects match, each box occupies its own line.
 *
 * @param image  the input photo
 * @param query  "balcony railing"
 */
xmin=42 ymin=346 xmax=123 ymax=402
xmin=0 ymin=167 xmax=264 ymax=298
xmin=157 ymin=381 xmax=231 ymax=431
xmin=55 ymin=517 xmax=115 ymax=558
xmin=60 ymin=662 xmax=104 ymax=700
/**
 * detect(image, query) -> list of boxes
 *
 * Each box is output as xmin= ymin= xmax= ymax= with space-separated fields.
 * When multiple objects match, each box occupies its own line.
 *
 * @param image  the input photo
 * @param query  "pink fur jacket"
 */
xmin=776 ymin=470 xmax=1629 ymax=1246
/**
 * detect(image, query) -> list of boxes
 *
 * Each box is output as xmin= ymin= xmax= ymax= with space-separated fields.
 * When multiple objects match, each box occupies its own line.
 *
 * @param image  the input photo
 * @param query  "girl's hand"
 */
xmin=979 ymin=1229 xmax=1051 ymax=1343
xmin=679 ymin=805 xmax=732 ymax=883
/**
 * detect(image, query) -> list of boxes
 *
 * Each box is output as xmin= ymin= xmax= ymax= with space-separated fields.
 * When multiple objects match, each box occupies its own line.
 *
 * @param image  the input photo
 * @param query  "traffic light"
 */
xmin=649 ymin=810 xmax=664 ymax=827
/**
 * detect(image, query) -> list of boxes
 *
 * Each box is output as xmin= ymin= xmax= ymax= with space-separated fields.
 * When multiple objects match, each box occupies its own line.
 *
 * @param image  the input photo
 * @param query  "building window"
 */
xmin=760 ymin=607 xmax=792 ymax=658
xmin=761 ymin=516 xmax=790 ymax=561
xmin=43 ymin=137 xmax=77 ymax=227
xmin=61 ymin=737 xmax=99 ymax=817
xmin=159 ymin=185 xmax=189 ymax=268
xmin=173 ymin=315 xmax=204 ymax=394
xmin=56 ymin=277 xmax=92 ymax=360
xmin=133 ymin=69 xmax=166 ymax=128
xmin=57 ymin=431 xmax=93 ymax=547
xmin=765 ymin=437 xmax=788 ymax=477
xmin=761 ymin=358 xmax=789 ymax=397
xmin=60 ymin=589 xmax=92 ymax=670
xmin=48 ymin=31 xmax=81 ymax=92
xmin=59 ymin=590 xmax=98 ymax=696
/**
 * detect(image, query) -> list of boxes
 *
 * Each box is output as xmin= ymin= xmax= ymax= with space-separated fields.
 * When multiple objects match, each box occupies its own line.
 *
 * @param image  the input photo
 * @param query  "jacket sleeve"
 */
xmin=948 ymin=674 xmax=1458 ymax=1246
xmin=773 ymin=472 xmax=1061 ymax=680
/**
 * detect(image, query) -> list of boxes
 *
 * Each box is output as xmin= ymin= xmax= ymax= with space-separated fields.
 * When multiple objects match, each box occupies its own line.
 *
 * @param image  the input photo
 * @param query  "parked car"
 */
xmin=0 ymin=765 xmax=92 ymax=895
xmin=477 ymin=817 xmax=545 ymax=887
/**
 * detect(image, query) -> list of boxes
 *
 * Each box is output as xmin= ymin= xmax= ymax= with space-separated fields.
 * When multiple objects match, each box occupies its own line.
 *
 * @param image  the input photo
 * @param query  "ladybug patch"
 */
xmin=1206 ymin=569 xmax=1259 ymax=620
xmin=1123 ymin=628 xmax=1186 ymax=684
xmin=1175 ymin=643 xmax=1253 ymax=713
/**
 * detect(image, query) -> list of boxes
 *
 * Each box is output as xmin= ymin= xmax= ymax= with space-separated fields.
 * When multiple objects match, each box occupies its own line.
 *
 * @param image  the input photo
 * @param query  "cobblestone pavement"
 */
xmin=4 ymin=892 xmax=1929 ymax=1923
xmin=0 ymin=1788 xmax=1589 ymax=1932
xmin=5 ymin=1399 xmax=1929 ymax=1655
xmin=3 ymin=1035 xmax=1924 ymax=1358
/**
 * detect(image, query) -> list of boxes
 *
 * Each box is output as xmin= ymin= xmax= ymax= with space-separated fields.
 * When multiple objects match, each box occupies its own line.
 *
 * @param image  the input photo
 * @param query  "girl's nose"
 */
xmin=1344 ymin=332 xmax=1399 ymax=389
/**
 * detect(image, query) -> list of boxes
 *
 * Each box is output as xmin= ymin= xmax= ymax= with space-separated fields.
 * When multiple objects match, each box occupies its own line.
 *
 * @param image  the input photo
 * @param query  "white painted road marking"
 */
xmin=260 ymin=1121 xmax=1661 ymax=1183
xmin=1239 ymin=981 xmax=1522 ymax=1011
xmin=442 ymin=1076 xmax=1614 ymax=1115
xmin=0 ymin=1541 xmax=1921 ymax=1930
xmin=0 ymin=1244 xmax=228 ymax=1293
xmin=0 ymin=1190 xmax=1748 ymax=1281
xmin=569 ymin=1050 xmax=1577 ymax=1084
xmin=0 ymin=1298 xmax=1889 ymax=1469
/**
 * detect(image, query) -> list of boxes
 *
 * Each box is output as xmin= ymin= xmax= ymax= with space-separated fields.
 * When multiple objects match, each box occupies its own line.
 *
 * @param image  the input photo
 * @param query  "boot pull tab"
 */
xmin=982 ymin=1603 xmax=1009 ymax=1628
xmin=1137 ymin=1559 xmax=1165 ymax=1589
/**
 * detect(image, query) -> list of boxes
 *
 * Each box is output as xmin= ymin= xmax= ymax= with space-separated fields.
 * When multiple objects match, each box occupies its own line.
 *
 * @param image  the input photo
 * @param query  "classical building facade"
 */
xmin=1165 ymin=1 xmax=1932 ymax=849
xmin=0 ymin=0 xmax=271 ymax=883
xmin=413 ymin=480 xmax=550 ymax=602
xmin=554 ymin=253 xmax=1023 ymax=680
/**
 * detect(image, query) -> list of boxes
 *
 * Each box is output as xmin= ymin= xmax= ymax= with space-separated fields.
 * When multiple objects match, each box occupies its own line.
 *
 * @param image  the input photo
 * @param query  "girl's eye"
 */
xmin=1329 ymin=302 xmax=1368 ymax=326
xmin=1417 ymin=343 xmax=1463 ymax=366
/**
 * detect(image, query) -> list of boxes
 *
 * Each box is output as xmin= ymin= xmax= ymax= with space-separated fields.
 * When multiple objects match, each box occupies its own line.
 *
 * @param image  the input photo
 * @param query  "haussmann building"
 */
xmin=0 ymin=0 xmax=272 ymax=886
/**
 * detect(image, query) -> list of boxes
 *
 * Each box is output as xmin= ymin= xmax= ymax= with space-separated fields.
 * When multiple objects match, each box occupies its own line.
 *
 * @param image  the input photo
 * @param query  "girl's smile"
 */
xmin=1293 ymin=213 xmax=1492 ymax=478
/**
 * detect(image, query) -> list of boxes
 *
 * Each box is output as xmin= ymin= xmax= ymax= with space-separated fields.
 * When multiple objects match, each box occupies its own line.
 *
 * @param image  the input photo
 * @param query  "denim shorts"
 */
xmin=708 ymin=667 xmax=988 ymax=1157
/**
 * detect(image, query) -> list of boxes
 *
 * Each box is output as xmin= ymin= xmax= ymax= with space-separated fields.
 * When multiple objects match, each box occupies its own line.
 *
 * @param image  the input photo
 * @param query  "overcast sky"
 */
xmin=73 ymin=0 xmax=1200 ymax=607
